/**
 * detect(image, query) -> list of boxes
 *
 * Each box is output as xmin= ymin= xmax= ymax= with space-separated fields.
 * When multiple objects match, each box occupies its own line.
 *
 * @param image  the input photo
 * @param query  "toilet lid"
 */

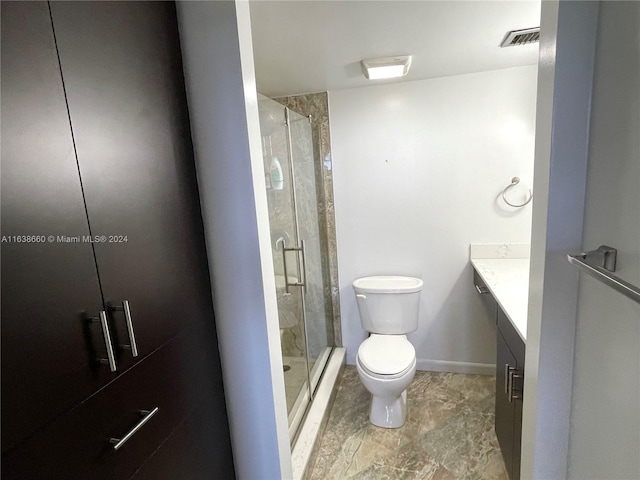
xmin=358 ymin=335 xmax=415 ymax=376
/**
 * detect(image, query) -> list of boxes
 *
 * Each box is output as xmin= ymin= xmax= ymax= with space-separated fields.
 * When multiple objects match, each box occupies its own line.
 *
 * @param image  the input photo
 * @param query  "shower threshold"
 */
xmin=290 ymin=347 xmax=346 ymax=480
xmin=288 ymin=346 xmax=333 ymax=439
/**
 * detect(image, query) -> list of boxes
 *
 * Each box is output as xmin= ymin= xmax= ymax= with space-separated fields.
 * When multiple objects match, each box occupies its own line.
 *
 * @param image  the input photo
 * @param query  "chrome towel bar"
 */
xmin=567 ymin=245 xmax=640 ymax=304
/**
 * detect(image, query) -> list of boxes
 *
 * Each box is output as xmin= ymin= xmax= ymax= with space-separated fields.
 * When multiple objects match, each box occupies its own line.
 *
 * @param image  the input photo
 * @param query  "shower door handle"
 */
xmin=299 ymin=240 xmax=307 ymax=293
xmin=282 ymin=241 xmax=306 ymax=294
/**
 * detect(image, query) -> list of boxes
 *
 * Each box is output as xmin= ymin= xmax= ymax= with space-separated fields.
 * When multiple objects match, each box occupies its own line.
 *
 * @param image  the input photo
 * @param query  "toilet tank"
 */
xmin=353 ymin=276 xmax=423 ymax=334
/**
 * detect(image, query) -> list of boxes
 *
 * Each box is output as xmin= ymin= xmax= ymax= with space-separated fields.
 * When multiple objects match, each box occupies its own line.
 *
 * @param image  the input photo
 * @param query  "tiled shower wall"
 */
xmin=275 ymin=92 xmax=342 ymax=349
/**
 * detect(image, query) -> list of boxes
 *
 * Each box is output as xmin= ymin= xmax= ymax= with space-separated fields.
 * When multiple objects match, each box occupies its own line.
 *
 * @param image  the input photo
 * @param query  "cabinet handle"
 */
xmin=122 ymin=300 xmax=138 ymax=357
xmin=504 ymin=364 xmax=514 ymax=394
xmin=110 ymin=300 xmax=139 ymax=358
xmin=97 ymin=311 xmax=117 ymax=372
xmin=508 ymin=369 xmax=523 ymax=402
xmin=109 ymin=407 xmax=159 ymax=451
xmin=475 ymin=284 xmax=489 ymax=295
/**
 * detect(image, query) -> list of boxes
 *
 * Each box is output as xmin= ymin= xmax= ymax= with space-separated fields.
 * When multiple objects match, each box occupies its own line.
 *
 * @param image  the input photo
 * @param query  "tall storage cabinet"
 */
xmin=1 ymin=2 xmax=235 ymax=478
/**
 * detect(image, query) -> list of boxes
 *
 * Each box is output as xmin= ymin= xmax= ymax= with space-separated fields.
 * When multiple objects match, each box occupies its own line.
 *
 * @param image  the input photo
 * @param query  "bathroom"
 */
xmin=252 ymin=0 xmax=537 ymax=477
xmin=2 ymin=1 xmax=637 ymax=479
xmin=178 ymin=0 xmax=639 ymax=479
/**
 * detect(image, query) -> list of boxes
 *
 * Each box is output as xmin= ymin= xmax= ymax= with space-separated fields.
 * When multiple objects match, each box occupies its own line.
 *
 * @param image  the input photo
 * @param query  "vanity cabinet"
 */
xmin=1 ymin=2 xmax=234 ymax=478
xmin=472 ymin=264 xmax=525 ymax=480
xmin=495 ymin=308 xmax=525 ymax=480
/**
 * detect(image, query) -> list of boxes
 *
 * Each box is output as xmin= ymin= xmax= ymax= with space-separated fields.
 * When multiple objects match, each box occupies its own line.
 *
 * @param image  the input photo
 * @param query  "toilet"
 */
xmin=353 ymin=275 xmax=423 ymax=428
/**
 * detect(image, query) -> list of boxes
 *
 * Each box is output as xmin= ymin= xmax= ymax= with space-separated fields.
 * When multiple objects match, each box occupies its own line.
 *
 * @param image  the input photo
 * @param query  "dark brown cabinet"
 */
xmin=1 ymin=0 xmax=113 ymax=452
xmin=495 ymin=308 xmax=525 ymax=480
xmin=1 ymin=2 xmax=234 ymax=478
xmin=48 ymin=1 xmax=214 ymax=373
xmin=473 ymin=268 xmax=525 ymax=480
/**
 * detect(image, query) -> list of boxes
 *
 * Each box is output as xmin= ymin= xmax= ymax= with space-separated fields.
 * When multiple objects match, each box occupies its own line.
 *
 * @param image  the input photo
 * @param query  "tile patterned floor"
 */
xmin=307 ymin=366 xmax=507 ymax=480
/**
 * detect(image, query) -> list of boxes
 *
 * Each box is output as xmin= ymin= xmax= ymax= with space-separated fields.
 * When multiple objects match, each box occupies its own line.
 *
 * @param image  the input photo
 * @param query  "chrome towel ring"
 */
xmin=502 ymin=177 xmax=533 ymax=207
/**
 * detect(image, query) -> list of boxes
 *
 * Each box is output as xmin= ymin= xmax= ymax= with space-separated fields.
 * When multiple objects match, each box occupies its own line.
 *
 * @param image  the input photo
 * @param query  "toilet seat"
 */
xmin=357 ymin=334 xmax=415 ymax=378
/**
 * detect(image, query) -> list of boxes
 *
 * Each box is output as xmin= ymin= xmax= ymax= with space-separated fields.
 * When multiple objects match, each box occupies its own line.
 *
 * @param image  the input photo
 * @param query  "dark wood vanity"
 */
xmin=473 ymin=261 xmax=527 ymax=480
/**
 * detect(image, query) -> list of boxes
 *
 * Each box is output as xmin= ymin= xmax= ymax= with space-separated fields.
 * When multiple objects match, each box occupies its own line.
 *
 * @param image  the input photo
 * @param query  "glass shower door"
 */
xmin=258 ymin=95 xmax=333 ymax=441
xmin=286 ymin=110 xmax=332 ymax=398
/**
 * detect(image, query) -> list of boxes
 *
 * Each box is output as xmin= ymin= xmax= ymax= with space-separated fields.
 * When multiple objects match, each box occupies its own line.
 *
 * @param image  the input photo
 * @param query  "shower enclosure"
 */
xmin=258 ymin=95 xmax=334 ymax=441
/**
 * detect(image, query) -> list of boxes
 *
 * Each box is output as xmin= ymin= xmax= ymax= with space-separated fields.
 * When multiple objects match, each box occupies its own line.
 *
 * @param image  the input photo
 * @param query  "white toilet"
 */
xmin=353 ymin=275 xmax=423 ymax=428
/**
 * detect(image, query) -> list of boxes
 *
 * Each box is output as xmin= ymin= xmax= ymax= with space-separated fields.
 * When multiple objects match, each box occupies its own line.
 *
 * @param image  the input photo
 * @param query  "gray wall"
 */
xmin=567 ymin=2 xmax=640 ymax=478
xmin=522 ymin=1 xmax=599 ymax=478
xmin=176 ymin=2 xmax=292 ymax=478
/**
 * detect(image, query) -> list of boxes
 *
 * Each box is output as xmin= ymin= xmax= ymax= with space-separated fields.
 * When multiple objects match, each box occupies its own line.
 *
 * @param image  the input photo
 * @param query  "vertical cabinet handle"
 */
xmin=109 ymin=407 xmax=159 ymax=451
xmin=122 ymin=300 xmax=138 ymax=357
xmin=110 ymin=300 xmax=139 ymax=358
xmin=504 ymin=364 xmax=513 ymax=394
xmin=508 ymin=368 xmax=523 ymax=402
xmin=98 ymin=311 xmax=117 ymax=372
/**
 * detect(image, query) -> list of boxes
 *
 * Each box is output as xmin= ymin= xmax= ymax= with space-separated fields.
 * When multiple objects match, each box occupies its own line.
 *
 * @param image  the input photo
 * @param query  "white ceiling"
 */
xmin=249 ymin=1 xmax=541 ymax=97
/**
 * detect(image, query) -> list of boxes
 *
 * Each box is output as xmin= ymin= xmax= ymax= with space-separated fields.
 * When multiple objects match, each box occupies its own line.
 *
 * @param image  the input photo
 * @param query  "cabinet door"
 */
xmin=495 ymin=330 xmax=516 ymax=479
xmin=513 ymin=392 xmax=523 ymax=480
xmin=512 ymin=345 xmax=525 ymax=480
xmin=48 ymin=2 xmax=214 ymax=370
xmin=0 ymin=1 xmax=110 ymax=453
xmin=131 ymin=400 xmax=236 ymax=480
xmin=3 ymin=338 xmax=188 ymax=480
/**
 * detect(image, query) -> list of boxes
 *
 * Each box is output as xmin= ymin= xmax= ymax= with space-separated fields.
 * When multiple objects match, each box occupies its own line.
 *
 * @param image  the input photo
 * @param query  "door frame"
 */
xmin=522 ymin=1 xmax=600 ymax=478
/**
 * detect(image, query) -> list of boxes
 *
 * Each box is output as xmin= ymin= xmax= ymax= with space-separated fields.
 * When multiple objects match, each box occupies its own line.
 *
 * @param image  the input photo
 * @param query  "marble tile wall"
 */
xmin=306 ymin=367 xmax=507 ymax=480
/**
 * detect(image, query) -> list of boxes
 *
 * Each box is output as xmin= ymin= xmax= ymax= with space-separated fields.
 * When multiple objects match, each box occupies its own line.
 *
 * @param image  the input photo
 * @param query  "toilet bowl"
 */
xmin=352 ymin=276 xmax=423 ymax=428
xmin=356 ymin=334 xmax=416 ymax=428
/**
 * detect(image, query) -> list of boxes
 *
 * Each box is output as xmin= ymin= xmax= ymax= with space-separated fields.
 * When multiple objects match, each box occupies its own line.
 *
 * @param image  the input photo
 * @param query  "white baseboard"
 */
xmin=416 ymin=358 xmax=495 ymax=375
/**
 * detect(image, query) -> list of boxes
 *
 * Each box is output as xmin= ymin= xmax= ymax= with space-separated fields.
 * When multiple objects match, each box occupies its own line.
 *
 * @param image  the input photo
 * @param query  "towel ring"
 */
xmin=502 ymin=177 xmax=533 ymax=207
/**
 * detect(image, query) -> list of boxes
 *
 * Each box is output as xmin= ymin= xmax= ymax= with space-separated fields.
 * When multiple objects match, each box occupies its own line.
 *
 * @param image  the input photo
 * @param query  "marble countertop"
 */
xmin=470 ymin=244 xmax=530 ymax=342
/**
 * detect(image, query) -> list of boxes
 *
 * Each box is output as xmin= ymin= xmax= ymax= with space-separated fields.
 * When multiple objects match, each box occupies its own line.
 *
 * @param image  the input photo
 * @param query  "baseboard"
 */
xmin=416 ymin=358 xmax=495 ymax=375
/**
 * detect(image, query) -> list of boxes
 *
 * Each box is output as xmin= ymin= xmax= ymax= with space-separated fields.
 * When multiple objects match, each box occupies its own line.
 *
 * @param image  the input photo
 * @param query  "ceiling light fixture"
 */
xmin=361 ymin=55 xmax=412 ymax=80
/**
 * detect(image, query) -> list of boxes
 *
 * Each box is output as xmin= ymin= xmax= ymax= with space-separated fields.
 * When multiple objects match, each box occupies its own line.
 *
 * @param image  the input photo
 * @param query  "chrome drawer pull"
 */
xmin=98 ymin=311 xmax=117 ymax=372
xmin=110 ymin=407 xmax=159 ymax=451
xmin=475 ymin=284 xmax=489 ymax=295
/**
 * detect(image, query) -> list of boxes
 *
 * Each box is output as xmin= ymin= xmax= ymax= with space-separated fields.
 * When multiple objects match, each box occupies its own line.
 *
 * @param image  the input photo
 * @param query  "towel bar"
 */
xmin=567 ymin=245 xmax=640 ymax=304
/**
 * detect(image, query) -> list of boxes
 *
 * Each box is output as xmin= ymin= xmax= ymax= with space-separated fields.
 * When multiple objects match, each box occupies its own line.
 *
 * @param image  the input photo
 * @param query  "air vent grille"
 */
xmin=500 ymin=27 xmax=540 ymax=47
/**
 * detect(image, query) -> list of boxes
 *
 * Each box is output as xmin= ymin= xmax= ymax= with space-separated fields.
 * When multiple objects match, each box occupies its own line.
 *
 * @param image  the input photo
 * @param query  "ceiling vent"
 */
xmin=500 ymin=27 xmax=540 ymax=47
